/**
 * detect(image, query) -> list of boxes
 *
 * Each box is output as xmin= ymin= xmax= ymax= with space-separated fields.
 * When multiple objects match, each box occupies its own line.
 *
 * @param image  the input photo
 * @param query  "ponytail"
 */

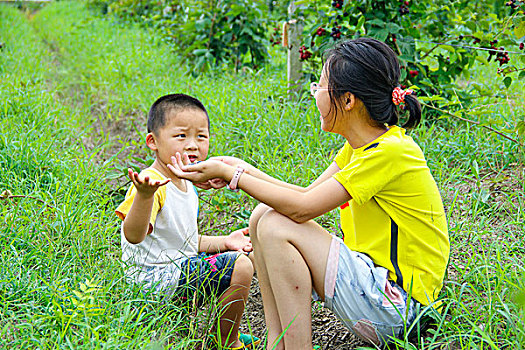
xmin=401 ymin=94 xmax=421 ymax=128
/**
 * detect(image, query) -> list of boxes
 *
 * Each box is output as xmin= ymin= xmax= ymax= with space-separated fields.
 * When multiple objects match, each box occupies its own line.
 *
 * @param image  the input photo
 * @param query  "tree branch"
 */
xmin=420 ymin=102 xmax=523 ymax=146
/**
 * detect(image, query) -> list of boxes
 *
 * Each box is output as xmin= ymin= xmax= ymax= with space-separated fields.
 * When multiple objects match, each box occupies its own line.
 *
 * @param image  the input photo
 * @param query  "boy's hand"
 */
xmin=225 ymin=228 xmax=252 ymax=252
xmin=194 ymin=178 xmax=229 ymax=190
xmin=128 ymin=168 xmax=170 ymax=196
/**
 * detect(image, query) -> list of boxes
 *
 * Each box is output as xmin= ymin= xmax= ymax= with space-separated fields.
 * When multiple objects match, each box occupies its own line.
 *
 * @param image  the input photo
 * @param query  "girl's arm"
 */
xmin=211 ymin=156 xmax=341 ymax=192
xmin=170 ymin=156 xmax=350 ymax=223
xmin=230 ymin=169 xmax=350 ymax=223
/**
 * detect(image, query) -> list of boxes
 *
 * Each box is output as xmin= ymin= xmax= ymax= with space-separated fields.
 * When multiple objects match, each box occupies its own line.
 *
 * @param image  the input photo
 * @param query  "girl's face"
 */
xmin=313 ymin=68 xmax=337 ymax=132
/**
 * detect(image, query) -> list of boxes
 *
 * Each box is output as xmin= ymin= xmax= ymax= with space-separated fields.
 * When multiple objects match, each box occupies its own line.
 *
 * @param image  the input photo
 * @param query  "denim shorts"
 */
xmin=139 ymin=252 xmax=241 ymax=303
xmin=176 ymin=251 xmax=241 ymax=302
xmin=316 ymin=237 xmax=419 ymax=347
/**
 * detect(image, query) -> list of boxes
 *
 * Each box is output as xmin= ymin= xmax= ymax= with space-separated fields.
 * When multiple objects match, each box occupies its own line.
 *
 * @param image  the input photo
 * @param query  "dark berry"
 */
xmin=520 ymin=43 xmax=524 ymax=50
xmin=299 ymin=45 xmax=312 ymax=61
xmin=399 ymin=5 xmax=409 ymax=15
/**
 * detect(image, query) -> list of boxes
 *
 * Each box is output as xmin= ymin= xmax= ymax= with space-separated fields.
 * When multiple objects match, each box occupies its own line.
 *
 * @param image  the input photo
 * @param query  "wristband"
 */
xmin=227 ymin=167 xmax=245 ymax=192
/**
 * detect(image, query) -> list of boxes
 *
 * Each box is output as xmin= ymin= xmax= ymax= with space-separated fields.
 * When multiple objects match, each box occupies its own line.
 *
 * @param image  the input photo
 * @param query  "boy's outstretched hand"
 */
xmin=225 ymin=228 xmax=253 ymax=253
xmin=128 ymin=168 xmax=170 ymax=196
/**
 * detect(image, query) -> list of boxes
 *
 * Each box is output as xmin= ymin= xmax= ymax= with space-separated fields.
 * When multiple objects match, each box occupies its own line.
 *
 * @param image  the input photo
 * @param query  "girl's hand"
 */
xmin=168 ymin=153 xmax=228 ymax=184
xmin=128 ymin=168 xmax=170 ymax=196
xmin=225 ymin=228 xmax=252 ymax=252
xmin=210 ymin=156 xmax=252 ymax=174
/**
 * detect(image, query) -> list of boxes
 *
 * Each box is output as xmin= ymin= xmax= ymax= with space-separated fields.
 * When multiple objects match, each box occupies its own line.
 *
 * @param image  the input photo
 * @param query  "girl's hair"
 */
xmin=324 ymin=38 xmax=421 ymax=128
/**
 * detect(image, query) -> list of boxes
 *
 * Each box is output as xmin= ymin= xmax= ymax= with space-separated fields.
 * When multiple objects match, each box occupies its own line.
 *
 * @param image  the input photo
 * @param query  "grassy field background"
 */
xmin=1 ymin=1 xmax=524 ymax=348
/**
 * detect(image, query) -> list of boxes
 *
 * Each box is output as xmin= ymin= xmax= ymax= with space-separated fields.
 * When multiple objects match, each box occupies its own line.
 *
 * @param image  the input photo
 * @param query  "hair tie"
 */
xmin=392 ymin=86 xmax=413 ymax=106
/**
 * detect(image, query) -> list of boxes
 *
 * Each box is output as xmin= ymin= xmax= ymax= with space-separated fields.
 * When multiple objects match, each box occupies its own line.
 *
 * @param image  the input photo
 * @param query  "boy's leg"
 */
xmin=215 ymin=253 xmax=254 ymax=348
xmin=255 ymin=209 xmax=332 ymax=350
xmin=249 ymin=204 xmax=284 ymax=349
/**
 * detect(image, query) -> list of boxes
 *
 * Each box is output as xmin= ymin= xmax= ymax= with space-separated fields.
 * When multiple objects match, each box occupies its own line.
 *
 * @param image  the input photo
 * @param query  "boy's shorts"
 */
xmin=139 ymin=252 xmax=241 ymax=303
xmin=176 ymin=251 xmax=241 ymax=302
xmin=314 ymin=236 xmax=419 ymax=347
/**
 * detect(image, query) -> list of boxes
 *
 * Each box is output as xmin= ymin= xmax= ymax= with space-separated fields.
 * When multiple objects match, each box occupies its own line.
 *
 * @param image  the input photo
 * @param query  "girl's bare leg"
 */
xmin=250 ymin=206 xmax=332 ymax=350
xmin=216 ymin=254 xmax=254 ymax=348
xmin=249 ymin=204 xmax=284 ymax=349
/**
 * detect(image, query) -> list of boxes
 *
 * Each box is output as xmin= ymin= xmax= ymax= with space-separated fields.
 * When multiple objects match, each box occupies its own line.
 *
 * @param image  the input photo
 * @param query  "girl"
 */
xmin=169 ymin=38 xmax=450 ymax=349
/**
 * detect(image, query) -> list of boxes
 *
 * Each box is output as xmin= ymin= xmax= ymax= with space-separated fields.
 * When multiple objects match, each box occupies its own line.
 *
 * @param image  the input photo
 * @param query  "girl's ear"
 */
xmin=342 ymin=92 xmax=356 ymax=111
xmin=146 ymin=133 xmax=157 ymax=151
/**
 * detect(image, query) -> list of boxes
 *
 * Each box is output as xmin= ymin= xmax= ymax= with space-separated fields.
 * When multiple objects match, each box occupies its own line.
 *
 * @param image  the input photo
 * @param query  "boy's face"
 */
xmin=148 ymin=108 xmax=210 ymax=166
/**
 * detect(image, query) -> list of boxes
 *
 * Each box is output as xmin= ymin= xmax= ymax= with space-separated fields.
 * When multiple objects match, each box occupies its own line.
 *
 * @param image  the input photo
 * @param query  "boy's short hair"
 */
xmin=147 ymin=93 xmax=209 ymax=134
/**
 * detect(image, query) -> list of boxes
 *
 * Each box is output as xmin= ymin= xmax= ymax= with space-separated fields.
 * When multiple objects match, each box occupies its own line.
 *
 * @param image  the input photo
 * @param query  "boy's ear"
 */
xmin=342 ymin=92 xmax=356 ymax=111
xmin=145 ymin=133 xmax=157 ymax=151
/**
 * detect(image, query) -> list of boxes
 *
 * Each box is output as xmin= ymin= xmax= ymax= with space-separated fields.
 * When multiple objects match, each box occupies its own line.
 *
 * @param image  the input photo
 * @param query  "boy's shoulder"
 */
xmin=140 ymin=167 xmax=165 ymax=180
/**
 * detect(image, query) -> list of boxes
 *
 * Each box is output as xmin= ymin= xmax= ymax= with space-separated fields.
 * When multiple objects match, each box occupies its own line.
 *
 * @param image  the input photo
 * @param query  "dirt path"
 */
xmin=240 ymin=279 xmax=365 ymax=349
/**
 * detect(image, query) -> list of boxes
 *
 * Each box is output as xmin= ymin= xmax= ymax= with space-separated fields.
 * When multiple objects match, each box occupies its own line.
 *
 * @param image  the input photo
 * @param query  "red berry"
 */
xmin=404 ymin=0 xmax=409 ymax=5
xmin=409 ymin=70 xmax=419 ymax=77
xmin=520 ymin=43 xmax=524 ymax=50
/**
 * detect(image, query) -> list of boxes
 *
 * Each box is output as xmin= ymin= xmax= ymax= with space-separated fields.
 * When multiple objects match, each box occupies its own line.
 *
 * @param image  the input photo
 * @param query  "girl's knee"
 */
xmin=249 ymin=203 xmax=272 ymax=242
xmin=256 ymin=210 xmax=292 ymax=241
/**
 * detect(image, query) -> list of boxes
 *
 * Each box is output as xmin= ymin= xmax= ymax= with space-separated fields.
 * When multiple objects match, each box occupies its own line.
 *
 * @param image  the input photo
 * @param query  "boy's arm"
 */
xmin=198 ymin=235 xmax=228 ymax=253
xmin=121 ymin=169 xmax=169 ymax=244
xmin=123 ymin=192 xmax=155 ymax=244
xmin=198 ymin=228 xmax=252 ymax=253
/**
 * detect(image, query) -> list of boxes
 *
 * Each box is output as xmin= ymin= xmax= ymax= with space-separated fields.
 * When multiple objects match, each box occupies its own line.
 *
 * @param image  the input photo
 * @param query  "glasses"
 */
xmin=310 ymin=82 xmax=330 ymax=96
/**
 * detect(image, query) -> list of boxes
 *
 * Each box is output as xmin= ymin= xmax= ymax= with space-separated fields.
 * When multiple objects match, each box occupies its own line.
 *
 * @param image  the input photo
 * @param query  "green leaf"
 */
xmin=356 ymin=15 xmax=365 ymax=31
xmin=192 ymin=48 xmax=209 ymax=56
xmin=471 ymin=160 xmax=479 ymax=179
xmin=503 ymin=76 xmax=512 ymax=89
xmin=466 ymin=21 xmax=477 ymax=32
xmin=441 ymin=45 xmax=455 ymax=53
xmin=475 ymin=55 xmax=489 ymax=65
xmin=385 ymin=22 xmax=401 ymax=34
xmin=399 ymin=54 xmax=415 ymax=63
xmin=514 ymin=21 xmax=525 ymax=39
xmin=519 ymin=71 xmax=525 ymax=80
xmin=517 ymin=119 xmax=525 ymax=138
xmin=367 ymin=19 xmax=385 ymax=27
xmin=419 ymin=95 xmax=445 ymax=102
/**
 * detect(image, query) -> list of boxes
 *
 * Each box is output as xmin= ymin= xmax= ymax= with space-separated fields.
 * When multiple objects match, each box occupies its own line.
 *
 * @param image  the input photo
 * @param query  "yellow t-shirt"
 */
xmin=333 ymin=126 xmax=449 ymax=306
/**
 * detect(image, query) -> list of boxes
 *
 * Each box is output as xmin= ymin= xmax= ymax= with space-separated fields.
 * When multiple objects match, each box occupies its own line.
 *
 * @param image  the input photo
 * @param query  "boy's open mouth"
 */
xmin=187 ymin=155 xmax=198 ymax=163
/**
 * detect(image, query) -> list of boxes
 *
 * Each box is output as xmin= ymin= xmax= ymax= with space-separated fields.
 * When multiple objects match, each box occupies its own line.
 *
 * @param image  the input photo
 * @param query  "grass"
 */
xmin=1 ymin=1 xmax=524 ymax=349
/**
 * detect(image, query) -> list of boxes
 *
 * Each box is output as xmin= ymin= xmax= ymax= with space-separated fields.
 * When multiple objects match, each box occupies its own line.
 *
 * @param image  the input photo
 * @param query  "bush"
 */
xmin=88 ymin=0 xmax=270 ymax=72
xmin=298 ymin=0 xmax=524 ymax=101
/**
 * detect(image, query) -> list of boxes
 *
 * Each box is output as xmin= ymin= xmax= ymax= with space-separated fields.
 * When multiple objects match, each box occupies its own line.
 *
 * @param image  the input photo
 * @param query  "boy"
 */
xmin=116 ymin=93 xmax=258 ymax=349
